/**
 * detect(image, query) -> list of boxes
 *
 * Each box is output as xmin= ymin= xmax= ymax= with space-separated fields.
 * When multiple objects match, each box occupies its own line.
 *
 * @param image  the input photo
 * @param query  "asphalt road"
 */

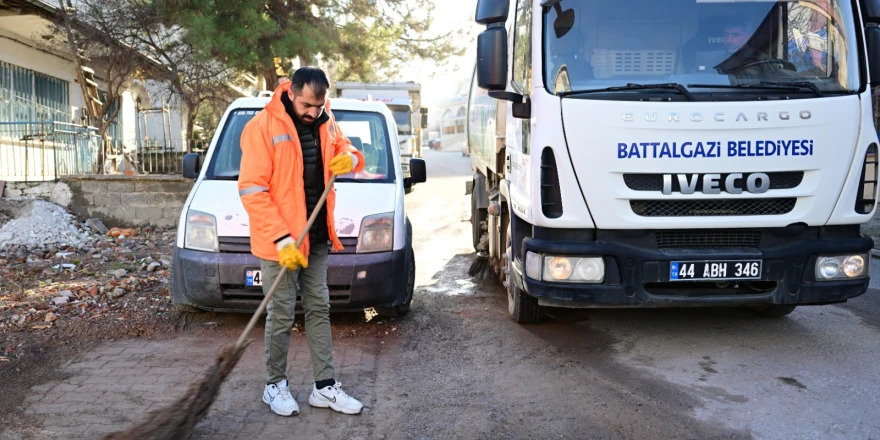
xmin=3 ymin=147 xmax=878 ymax=440
xmin=381 ymin=148 xmax=880 ymax=439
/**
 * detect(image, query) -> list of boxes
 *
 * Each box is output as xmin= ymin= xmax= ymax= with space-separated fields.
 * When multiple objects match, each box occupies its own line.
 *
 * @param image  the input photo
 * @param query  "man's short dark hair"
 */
xmin=291 ymin=67 xmax=329 ymax=97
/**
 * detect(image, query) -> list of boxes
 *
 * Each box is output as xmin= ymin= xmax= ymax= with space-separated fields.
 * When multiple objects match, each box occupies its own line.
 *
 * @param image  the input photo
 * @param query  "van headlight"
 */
xmin=185 ymin=210 xmax=218 ymax=252
xmin=356 ymin=213 xmax=394 ymax=253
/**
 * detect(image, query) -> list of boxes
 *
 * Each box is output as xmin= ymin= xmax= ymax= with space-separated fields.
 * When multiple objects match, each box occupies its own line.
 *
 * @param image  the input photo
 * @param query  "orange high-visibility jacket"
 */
xmin=238 ymin=81 xmax=365 ymax=261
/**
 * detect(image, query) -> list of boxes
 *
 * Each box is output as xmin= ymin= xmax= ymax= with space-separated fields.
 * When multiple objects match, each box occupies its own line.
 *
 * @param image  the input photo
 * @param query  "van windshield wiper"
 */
xmin=688 ymin=81 xmax=824 ymax=97
xmin=558 ymin=83 xmax=695 ymax=101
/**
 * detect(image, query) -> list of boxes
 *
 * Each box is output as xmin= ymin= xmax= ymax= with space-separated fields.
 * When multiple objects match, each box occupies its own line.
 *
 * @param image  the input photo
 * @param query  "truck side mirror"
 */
xmin=183 ymin=153 xmax=201 ymax=180
xmin=865 ymin=0 xmax=880 ymax=22
xmin=475 ymin=0 xmax=509 ymax=91
xmin=420 ymin=107 xmax=428 ymax=129
xmin=477 ymin=27 xmax=508 ymax=90
xmin=475 ymin=0 xmax=509 ymax=25
xmin=868 ymin=26 xmax=880 ymax=86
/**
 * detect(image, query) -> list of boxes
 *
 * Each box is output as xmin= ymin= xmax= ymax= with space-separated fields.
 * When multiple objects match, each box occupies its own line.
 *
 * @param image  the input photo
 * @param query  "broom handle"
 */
xmin=235 ymin=174 xmax=338 ymax=349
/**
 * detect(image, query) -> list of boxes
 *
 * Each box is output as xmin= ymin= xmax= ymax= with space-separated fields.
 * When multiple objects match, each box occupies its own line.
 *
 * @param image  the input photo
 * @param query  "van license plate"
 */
xmin=669 ymin=260 xmax=762 ymax=281
xmin=245 ymin=270 xmax=262 ymax=287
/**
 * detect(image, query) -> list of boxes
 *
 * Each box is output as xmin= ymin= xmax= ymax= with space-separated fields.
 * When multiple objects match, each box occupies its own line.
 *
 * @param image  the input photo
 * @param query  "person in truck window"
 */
xmin=238 ymin=67 xmax=366 ymax=418
xmin=548 ymin=27 xmax=594 ymax=84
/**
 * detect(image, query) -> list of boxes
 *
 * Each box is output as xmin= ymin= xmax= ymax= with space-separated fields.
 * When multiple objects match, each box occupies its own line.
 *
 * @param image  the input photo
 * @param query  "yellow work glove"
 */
xmin=329 ymin=153 xmax=354 ymax=175
xmin=277 ymin=238 xmax=308 ymax=270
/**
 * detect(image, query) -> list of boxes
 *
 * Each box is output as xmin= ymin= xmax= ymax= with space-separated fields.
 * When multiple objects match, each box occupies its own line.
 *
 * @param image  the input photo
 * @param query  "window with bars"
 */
xmin=0 ymin=60 xmax=71 ymax=123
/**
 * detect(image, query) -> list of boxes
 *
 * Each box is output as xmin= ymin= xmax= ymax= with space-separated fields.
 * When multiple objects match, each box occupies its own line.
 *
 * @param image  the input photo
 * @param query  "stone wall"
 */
xmin=2 ymin=175 xmax=194 ymax=229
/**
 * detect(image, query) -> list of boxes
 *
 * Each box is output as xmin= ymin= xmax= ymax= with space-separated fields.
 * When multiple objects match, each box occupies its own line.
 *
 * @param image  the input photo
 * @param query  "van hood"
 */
xmin=187 ymin=180 xmax=397 ymax=238
xmin=561 ymin=96 xmax=860 ymax=229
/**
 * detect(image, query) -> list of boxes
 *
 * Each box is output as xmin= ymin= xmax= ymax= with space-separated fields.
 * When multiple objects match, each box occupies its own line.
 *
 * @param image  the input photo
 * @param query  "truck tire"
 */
xmin=471 ymin=189 xmax=487 ymax=251
xmin=508 ymin=273 xmax=541 ymax=324
xmin=505 ymin=227 xmax=541 ymax=323
xmin=749 ymin=304 xmax=797 ymax=318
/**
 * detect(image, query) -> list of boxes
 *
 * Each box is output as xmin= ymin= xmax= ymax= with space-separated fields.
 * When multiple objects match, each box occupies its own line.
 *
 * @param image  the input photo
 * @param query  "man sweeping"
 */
xmin=238 ymin=67 xmax=366 ymax=417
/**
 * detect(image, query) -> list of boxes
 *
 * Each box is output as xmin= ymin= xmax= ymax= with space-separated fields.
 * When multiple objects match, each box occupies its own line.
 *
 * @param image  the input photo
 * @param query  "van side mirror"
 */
xmin=420 ymin=107 xmax=428 ymax=129
xmin=183 ymin=153 xmax=201 ymax=179
xmin=405 ymin=158 xmax=427 ymax=188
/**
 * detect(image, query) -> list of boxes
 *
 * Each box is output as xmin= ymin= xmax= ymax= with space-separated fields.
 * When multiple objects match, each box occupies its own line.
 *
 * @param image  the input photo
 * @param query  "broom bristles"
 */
xmin=468 ymin=254 xmax=491 ymax=278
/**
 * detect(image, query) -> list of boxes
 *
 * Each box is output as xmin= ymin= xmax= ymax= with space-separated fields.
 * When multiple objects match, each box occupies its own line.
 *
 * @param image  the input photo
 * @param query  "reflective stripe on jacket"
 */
xmin=237 ymin=81 xmax=365 ymax=261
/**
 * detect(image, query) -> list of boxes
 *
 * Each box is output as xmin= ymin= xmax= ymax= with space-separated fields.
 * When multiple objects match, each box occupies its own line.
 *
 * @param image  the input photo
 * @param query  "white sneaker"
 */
xmin=262 ymin=379 xmax=300 ymax=416
xmin=309 ymin=381 xmax=363 ymax=415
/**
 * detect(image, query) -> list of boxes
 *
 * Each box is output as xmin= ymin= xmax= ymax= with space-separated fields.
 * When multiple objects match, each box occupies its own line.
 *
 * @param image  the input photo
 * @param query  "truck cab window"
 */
xmin=512 ymin=0 xmax=533 ymax=94
xmin=542 ymin=0 xmax=859 ymax=99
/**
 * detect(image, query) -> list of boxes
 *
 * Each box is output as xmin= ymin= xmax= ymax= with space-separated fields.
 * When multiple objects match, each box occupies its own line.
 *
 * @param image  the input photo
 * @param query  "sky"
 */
xmin=396 ymin=0 xmax=483 ymax=107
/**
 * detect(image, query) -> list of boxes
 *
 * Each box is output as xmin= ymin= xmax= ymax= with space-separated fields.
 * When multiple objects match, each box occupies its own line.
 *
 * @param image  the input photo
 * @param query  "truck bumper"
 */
xmin=172 ymin=246 xmax=408 ymax=313
xmin=515 ymin=226 xmax=873 ymax=308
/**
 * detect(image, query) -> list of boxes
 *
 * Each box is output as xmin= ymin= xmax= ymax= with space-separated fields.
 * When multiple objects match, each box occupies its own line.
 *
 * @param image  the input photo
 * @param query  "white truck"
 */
xmin=335 ymin=81 xmax=428 ymax=188
xmin=467 ymin=0 xmax=880 ymax=323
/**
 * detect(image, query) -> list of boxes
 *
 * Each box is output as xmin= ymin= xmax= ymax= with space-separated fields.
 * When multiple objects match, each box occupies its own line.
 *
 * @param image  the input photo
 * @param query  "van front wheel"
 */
xmin=378 ymin=247 xmax=415 ymax=317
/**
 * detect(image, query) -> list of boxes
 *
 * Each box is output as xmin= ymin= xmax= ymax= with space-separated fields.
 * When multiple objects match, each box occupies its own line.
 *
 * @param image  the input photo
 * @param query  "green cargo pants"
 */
xmin=261 ymin=242 xmax=335 ymax=384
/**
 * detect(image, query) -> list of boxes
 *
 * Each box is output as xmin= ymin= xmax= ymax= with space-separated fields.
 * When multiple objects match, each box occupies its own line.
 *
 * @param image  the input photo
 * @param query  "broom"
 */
xmin=104 ymin=175 xmax=337 ymax=440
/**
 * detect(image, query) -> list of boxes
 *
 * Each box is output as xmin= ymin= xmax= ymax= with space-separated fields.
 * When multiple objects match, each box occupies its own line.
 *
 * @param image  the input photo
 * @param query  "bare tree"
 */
xmin=43 ymin=0 xmax=158 ymax=171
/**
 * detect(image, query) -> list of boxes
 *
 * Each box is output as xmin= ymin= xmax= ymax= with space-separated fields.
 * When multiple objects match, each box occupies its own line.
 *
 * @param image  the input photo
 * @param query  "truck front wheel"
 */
xmin=505 ymin=228 xmax=541 ymax=323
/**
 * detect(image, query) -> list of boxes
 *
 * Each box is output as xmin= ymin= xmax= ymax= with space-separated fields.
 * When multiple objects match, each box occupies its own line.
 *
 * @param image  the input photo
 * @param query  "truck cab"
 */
xmin=334 ymin=81 xmax=429 ymax=192
xmin=468 ymin=0 xmax=880 ymax=323
xmin=172 ymin=97 xmax=426 ymax=316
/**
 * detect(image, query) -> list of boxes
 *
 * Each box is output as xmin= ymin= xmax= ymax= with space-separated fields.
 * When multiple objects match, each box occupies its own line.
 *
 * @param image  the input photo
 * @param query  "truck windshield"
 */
xmin=388 ymin=105 xmax=412 ymax=134
xmin=543 ymin=0 xmax=860 ymax=99
xmin=205 ymin=109 xmax=395 ymax=183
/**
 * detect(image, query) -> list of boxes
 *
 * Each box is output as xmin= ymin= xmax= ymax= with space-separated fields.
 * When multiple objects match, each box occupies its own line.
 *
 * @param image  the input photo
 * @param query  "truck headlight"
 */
xmin=815 ymin=254 xmax=869 ymax=280
xmin=525 ymin=253 xmax=605 ymax=283
xmin=184 ymin=210 xmax=218 ymax=252
xmin=356 ymin=213 xmax=394 ymax=253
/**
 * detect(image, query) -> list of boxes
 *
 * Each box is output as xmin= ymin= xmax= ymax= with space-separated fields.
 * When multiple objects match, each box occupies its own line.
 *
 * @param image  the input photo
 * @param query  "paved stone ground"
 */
xmin=22 ymin=330 xmax=381 ymax=440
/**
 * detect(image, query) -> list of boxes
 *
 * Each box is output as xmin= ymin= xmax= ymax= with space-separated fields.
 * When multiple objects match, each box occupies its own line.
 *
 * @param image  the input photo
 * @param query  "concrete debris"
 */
xmin=52 ymin=297 xmax=69 ymax=306
xmin=0 ymin=197 xmax=97 ymax=248
xmin=86 ymin=218 xmax=109 ymax=234
xmin=60 ymin=290 xmax=73 ymax=298
xmin=109 ymin=287 xmax=126 ymax=299
xmin=111 ymin=269 xmax=128 ymax=278
xmin=147 ymin=262 xmax=161 ymax=272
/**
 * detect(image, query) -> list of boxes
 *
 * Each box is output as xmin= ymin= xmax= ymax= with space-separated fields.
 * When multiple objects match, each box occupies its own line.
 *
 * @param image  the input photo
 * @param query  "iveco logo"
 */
xmin=663 ymin=173 xmax=770 ymax=195
xmin=623 ymin=111 xmax=812 ymax=122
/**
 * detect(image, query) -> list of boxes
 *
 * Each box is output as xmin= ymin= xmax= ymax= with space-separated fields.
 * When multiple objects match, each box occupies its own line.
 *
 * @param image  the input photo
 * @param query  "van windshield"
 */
xmin=543 ymin=0 xmax=860 ymax=99
xmin=206 ymin=108 xmax=395 ymax=183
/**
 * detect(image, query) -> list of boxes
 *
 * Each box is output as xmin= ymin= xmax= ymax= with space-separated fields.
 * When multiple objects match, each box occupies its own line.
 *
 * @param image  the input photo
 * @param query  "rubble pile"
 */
xmin=0 ymin=199 xmax=180 ymax=333
xmin=0 ymin=198 xmax=97 ymax=248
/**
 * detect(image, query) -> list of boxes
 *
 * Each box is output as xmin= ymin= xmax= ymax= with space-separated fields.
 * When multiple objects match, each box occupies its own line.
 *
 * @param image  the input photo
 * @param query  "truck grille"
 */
xmin=623 ymin=172 xmax=804 ymax=191
xmin=630 ymin=198 xmax=796 ymax=217
xmin=655 ymin=230 xmax=761 ymax=249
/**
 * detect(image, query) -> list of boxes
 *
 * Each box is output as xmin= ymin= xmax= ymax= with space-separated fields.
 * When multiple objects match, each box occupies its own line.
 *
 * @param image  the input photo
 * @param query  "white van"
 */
xmin=171 ymin=96 xmax=426 ymax=316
